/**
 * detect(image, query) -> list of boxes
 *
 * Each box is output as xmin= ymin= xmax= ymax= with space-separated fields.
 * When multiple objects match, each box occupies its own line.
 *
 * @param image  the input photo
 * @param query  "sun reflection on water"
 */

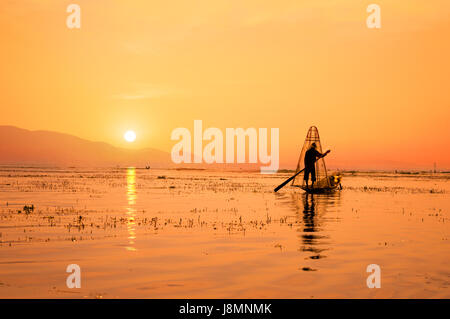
xmin=126 ymin=167 xmax=137 ymax=251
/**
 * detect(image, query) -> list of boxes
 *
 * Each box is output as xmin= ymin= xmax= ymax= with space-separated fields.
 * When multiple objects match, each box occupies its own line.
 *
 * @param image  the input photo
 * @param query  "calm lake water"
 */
xmin=0 ymin=167 xmax=449 ymax=298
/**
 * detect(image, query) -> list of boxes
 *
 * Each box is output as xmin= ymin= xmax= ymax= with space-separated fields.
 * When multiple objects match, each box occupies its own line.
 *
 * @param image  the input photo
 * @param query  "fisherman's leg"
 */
xmin=311 ymin=168 xmax=316 ymax=189
xmin=304 ymin=170 xmax=309 ymax=188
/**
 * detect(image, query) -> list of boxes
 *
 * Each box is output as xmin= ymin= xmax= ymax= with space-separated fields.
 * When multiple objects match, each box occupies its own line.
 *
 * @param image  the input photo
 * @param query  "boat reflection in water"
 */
xmin=125 ymin=167 xmax=137 ymax=251
xmin=291 ymin=192 xmax=341 ymax=260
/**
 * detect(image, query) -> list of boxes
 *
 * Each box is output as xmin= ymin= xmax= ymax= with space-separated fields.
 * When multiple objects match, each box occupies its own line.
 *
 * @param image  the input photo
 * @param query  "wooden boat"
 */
xmin=297 ymin=174 xmax=342 ymax=194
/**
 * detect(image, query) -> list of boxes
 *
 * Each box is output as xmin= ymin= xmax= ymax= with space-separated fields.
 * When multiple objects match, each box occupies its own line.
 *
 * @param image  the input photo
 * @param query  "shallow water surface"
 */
xmin=0 ymin=167 xmax=448 ymax=298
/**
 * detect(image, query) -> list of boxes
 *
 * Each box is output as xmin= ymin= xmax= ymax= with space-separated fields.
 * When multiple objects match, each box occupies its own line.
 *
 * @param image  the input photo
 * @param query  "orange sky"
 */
xmin=0 ymin=1 xmax=449 ymax=169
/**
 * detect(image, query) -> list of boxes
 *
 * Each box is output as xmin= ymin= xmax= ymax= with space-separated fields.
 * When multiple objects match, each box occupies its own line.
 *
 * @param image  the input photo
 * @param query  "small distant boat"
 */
xmin=291 ymin=126 xmax=342 ymax=193
xmin=145 ymin=165 xmax=151 ymax=170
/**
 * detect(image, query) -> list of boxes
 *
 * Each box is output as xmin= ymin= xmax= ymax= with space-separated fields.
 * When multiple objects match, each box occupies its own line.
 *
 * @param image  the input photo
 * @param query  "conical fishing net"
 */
xmin=291 ymin=126 xmax=331 ymax=188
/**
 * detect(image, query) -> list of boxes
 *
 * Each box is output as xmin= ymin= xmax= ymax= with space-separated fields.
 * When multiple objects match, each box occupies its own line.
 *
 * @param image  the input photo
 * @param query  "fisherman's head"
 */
xmin=311 ymin=142 xmax=317 ymax=149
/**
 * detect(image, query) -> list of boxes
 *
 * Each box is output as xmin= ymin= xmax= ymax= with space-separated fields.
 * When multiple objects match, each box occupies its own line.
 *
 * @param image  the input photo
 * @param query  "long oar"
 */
xmin=274 ymin=150 xmax=330 ymax=192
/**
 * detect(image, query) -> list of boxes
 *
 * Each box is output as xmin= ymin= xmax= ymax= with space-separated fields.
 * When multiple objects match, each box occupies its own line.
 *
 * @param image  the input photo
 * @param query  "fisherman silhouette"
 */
xmin=304 ymin=142 xmax=330 ymax=189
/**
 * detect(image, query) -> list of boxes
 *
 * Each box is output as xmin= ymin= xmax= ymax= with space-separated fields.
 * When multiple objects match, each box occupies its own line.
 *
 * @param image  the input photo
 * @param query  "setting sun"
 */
xmin=124 ymin=130 xmax=136 ymax=142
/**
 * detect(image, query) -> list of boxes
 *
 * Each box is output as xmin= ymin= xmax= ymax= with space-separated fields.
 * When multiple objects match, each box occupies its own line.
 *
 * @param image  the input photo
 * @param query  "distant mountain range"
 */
xmin=0 ymin=126 xmax=171 ymax=167
xmin=2 ymin=126 xmax=442 ymax=171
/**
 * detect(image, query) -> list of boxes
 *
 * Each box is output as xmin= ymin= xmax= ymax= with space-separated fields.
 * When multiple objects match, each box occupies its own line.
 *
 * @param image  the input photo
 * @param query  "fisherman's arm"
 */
xmin=317 ymin=150 xmax=331 ymax=158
